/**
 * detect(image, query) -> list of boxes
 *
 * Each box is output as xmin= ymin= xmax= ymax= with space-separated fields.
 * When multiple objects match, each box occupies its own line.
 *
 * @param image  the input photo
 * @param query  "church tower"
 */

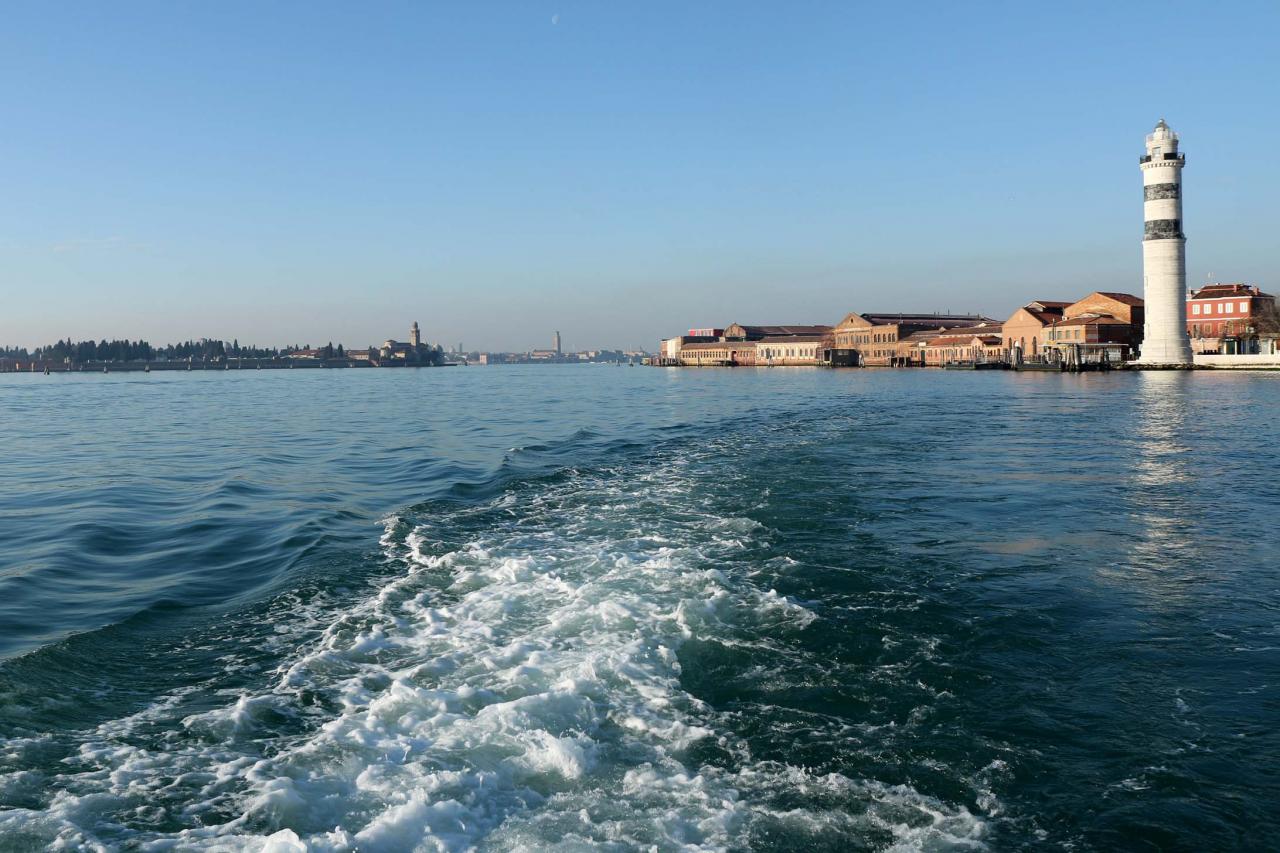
xmin=410 ymin=321 xmax=421 ymax=349
xmin=1138 ymin=119 xmax=1193 ymax=366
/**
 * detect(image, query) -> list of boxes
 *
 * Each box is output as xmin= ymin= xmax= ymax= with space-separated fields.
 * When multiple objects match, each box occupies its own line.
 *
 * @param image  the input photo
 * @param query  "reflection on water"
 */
xmin=1128 ymin=371 xmax=1198 ymax=577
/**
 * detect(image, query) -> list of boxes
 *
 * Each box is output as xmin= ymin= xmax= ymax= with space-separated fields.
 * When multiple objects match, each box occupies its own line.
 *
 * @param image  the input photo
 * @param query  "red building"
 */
xmin=1187 ymin=284 xmax=1277 ymax=354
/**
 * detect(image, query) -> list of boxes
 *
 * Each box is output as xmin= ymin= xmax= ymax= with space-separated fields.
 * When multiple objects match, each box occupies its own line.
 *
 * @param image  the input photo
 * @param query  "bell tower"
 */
xmin=410 ymin=321 xmax=421 ymax=348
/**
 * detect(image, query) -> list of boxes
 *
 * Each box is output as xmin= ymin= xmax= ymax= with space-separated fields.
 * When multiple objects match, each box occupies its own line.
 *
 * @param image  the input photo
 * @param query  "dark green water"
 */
xmin=1 ymin=366 xmax=1277 ymax=851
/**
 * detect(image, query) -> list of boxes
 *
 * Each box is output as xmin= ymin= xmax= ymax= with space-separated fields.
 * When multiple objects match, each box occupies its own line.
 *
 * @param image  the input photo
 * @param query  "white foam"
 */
xmin=2 ymin=457 xmax=988 ymax=850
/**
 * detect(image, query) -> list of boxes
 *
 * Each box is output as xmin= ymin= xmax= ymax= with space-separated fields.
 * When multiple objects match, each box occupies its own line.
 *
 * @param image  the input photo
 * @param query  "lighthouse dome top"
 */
xmin=1145 ymin=118 xmax=1179 ymax=156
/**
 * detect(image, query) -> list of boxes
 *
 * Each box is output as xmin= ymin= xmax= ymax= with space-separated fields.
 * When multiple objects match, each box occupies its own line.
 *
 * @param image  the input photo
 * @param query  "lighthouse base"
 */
xmin=1127 ymin=362 xmax=1198 ymax=370
xmin=1137 ymin=336 xmax=1193 ymax=368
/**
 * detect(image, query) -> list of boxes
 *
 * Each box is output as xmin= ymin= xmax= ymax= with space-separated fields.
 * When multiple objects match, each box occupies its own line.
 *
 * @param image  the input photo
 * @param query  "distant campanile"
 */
xmin=1138 ymin=119 xmax=1193 ymax=365
xmin=553 ymin=331 xmax=562 ymax=354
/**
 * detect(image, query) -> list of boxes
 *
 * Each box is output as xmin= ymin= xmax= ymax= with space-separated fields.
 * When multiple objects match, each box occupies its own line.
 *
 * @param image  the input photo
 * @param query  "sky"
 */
xmin=2 ymin=1 xmax=1278 ymax=352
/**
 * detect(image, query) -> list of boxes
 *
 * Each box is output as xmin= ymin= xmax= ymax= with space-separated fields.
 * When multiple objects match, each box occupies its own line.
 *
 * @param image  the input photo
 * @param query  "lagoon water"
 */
xmin=1 ymin=366 xmax=1278 ymax=851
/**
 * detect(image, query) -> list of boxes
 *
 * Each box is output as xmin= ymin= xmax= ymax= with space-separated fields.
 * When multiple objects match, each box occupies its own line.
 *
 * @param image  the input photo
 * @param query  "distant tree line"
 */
xmin=0 ymin=338 xmax=328 ymax=363
xmin=4 ymin=337 xmax=442 ymax=365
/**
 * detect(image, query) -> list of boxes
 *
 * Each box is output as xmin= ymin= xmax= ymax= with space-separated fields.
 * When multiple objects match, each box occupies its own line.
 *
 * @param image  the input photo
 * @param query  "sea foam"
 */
xmin=0 ymin=452 xmax=985 ymax=851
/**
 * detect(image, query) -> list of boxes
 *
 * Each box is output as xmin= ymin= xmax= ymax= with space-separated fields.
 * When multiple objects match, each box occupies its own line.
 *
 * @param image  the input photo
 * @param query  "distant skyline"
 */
xmin=3 ymin=1 xmax=1278 ymax=351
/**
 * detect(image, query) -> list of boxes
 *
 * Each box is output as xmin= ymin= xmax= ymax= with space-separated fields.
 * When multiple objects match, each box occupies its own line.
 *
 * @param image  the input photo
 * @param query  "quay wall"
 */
xmin=1193 ymin=353 xmax=1280 ymax=369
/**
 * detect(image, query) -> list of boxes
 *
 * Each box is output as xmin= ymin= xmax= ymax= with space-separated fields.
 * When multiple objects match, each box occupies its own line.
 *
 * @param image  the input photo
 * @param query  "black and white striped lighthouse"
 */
xmin=1138 ymin=119 xmax=1193 ymax=365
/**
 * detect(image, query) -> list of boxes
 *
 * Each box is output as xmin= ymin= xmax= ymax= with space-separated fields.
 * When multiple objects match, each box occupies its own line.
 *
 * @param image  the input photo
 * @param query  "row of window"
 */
xmin=838 ymin=332 xmax=898 ymax=345
xmin=1191 ymin=301 xmax=1250 ymax=315
xmin=1190 ymin=324 xmax=1249 ymax=338
xmin=685 ymin=347 xmax=820 ymax=362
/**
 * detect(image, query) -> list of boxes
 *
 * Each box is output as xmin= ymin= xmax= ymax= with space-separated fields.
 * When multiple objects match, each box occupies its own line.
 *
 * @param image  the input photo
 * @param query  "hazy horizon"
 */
xmin=4 ymin=1 xmax=1278 ymax=352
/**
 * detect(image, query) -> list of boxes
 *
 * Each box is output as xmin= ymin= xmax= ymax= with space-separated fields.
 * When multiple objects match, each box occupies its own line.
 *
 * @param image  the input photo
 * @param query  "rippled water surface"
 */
xmin=1 ymin=366 xmax=1278 ymax=851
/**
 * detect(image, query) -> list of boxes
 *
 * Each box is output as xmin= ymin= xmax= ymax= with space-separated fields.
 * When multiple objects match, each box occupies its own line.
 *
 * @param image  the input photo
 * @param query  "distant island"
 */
xmin=1 ymin=322 xmax=651 ymax=374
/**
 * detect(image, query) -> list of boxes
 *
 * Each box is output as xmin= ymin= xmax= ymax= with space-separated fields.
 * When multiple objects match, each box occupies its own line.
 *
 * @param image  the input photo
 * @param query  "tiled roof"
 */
xmin=758 ymin=335 xmax=825 ymax=343
xmin=898 ymin=330 xmax=940 ymax=343
xmin=1022 ymin=310 xmax=1061 ymax=325
xmin=1191 ymin=283 xmax=1272 ymax=299
xmin=1090 ymin=292 xmax=1145 ymax=306
xmin=861 ymin=313 xmax=996 ymax=328
xmin=1049 ymin=315 xmax=1129 ymax=327
xmin=732 ymin=324 xmax=832 ymax=338
xmin=681 ymin=342 xmax=754 ymax=351
xmin=931 ymin=322 xmax=1003 ymax=337
xmin=925 ymin=333 xmax=1003 ymax=346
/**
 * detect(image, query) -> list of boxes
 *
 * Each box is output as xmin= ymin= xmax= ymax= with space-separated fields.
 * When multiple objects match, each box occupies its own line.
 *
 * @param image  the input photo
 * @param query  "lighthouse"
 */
xmin=1137 ymin=119 xmax=1193 ymax=366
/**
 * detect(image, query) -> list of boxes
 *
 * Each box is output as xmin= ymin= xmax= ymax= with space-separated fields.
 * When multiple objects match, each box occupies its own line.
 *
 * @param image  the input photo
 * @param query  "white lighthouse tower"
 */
xmin=1137 ymin=119 xmax=1193 ymax=366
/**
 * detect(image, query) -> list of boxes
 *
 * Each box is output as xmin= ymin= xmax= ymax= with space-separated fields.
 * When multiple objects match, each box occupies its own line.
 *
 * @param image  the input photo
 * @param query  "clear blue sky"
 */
xmin=3 ymin=1 xmax=1277 ymax=352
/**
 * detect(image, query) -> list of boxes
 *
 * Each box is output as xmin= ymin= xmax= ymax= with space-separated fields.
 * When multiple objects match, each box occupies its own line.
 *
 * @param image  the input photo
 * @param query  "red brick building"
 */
xmin=1187 ymin=283 xmax=1278 ymax=354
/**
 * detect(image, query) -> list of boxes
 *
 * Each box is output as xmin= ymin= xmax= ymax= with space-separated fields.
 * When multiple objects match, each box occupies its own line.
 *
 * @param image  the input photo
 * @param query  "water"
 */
xmin=1 ymin=366 xmax=1277 ymax=851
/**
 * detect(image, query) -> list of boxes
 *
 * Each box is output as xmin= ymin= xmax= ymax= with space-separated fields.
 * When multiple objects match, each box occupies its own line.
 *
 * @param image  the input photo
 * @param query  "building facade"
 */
xmin=754 ymin=336 xmax=824 ymax=365
xmin=830 ymin=313 xmax=997 ymax=366
xmin=1002 ymin=300 xmax=1070 ymax=362
xmin=379 ymin=321 xmax=442 ymax=364
xmin=919 ymin=333 xmax=1005 ymax=366
xmin=677 ymin=341 xmax=758 ymax=366
xmin=1187 ymin=283 xmax=1279 ymax=354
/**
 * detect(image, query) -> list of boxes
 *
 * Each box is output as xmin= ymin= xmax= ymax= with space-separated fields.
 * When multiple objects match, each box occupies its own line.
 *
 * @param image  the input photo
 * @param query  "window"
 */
xmin=1240 ymin=301 xmax=1249 ymax=313
xmin=1192 ymin=303 xmax=1200 ymax=315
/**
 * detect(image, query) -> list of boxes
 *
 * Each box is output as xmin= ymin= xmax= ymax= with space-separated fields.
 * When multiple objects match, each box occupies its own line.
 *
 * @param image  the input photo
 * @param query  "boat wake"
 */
xmin=0 ymin=440 xmax=985 ymax=851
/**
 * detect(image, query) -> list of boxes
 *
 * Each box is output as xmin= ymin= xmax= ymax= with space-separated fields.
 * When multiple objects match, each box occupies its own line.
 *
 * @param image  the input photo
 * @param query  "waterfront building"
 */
xmin=677 ymin=341 xmax=758 ymax=366
xmin=831 ymin=313 xmax=997 ymax=366
xmin=907 ymin=324 xmax=1004 ymax=366
xmin=379 ymin=321 xmax=442 ymax=364
xmin=893 ymin=329 xmax=941 ymax=367
xmin=1042 ymin=315 xmax=1134 ymax=362
xmin=1067 ymin=292 xmax=1144 ymax=354
xmin=1138 ymin=119 xmax=1194 ymax=366
xmin=668 ymin=323 xmax=830 ymax=367
xmin=1187 ymin=283 xmax=1279 ymax=354
xmin=755 ymin=335 xmax=825 ymax=365
xmin=919 ymin=332 xmax=1005 ymax=366
xmin=1035 ymin=292 xmax=1145 ymax=363
xmin=1002 ymin=300 xmax=1070 ymax=362
xmin=658 ymin=334 xmax=719 ymax=365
